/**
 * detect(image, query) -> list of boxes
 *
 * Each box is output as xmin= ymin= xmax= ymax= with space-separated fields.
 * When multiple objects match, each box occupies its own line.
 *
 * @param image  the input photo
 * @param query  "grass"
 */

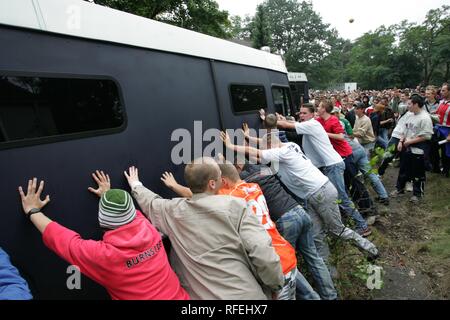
xmin=324 ymin=170 xmax=450 ymax=300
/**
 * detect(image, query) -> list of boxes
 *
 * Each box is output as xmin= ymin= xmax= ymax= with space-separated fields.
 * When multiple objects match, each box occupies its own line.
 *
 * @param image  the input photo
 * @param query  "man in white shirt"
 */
xmin=276 ymin=105 xmax=372 ymax=237
xmin=220 ymin=130 xmax=379 ymax=264
xmin=390 ymin=94 xmax=434 ymax=203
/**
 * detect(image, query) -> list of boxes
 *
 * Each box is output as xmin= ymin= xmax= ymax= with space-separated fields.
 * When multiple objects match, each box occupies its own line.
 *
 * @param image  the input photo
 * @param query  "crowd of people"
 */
xmin=1 ymin=83 xmax=449 ymax=300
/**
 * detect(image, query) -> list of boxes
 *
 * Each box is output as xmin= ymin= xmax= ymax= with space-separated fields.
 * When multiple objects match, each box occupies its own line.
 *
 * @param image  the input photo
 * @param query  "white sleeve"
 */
xmin=417 ymin=118 xmax=433 ymax=140
xmin=261 ymin=148 xmax=282 ymax=163
xmin=295 ymin=121 xmax=315 ymax=135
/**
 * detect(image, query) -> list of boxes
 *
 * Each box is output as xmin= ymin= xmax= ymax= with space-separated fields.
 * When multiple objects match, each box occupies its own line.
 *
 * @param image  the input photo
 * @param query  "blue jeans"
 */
xmin=277 ymin=206 xmax=337 ymax=300
xmin=377 ymin=128 xmax=389 ymax=150
xmin=362 ymin=142 xmax=375 ymax=158
xmin=321 ymin=161 xmax=368 ymax=231
xmin=352 ymin=144 xmax=389 ymax=200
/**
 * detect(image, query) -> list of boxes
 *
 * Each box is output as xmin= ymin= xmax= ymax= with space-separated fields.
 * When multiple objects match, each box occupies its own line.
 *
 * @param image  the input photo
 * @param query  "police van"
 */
xmin=0 ymin=0 xmax=293 ymax=299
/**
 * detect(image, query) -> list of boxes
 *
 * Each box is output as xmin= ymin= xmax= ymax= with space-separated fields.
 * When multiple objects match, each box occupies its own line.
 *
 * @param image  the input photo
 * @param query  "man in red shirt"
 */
xmin=436 ymin=83 xmax=450 ymax=177
xmin=316 ymin=99 xmax=373 ymax=234
xmin=17 ymin=172 xmax=189 ymax=300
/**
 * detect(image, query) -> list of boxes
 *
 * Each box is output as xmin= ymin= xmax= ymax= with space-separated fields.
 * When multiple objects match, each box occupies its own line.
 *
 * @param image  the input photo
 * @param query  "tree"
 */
xmin=93 ymin=0 xmax=181 ymax=19
xmin=92 ymin=0 xmax=232 ymax=38
xmin=399 ymin=5 xmax=450 ymax=85
xmin=261 ymin=0 xmax=338 ymax=86
xmin=228 ymin=15 xmax=253 ymax=40
xmin=343 ymin=26 xmax=408 ymax=89
xmin=251 ymin=5 xmax=271 ymax=49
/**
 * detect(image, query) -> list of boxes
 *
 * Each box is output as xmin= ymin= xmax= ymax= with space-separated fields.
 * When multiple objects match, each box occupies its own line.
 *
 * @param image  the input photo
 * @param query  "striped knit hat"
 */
xmin=98 ymin=189 xmax=136 ymax=230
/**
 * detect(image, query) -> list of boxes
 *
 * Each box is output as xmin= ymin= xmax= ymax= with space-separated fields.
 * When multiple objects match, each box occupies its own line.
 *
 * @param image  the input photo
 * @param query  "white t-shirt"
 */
xmin=392 ymin=112 xmax=413 ymax=139
xmin=392 ymin=110 xmax=433 ymax=155
xmin=294 ymin=119 xmax=343 ymax=168
xmin=261 ymin=142 xmax=329 ymax=200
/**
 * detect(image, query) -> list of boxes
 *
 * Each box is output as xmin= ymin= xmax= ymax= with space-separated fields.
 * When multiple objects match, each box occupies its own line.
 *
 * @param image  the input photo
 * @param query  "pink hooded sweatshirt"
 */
xmin=43 ymin=211 xmax=189 ymax=300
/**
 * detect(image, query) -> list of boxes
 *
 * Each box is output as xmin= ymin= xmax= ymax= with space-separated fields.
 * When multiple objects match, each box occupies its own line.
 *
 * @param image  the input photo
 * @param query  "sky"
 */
xmin=215 ymin=0 xmax=449 ymax=40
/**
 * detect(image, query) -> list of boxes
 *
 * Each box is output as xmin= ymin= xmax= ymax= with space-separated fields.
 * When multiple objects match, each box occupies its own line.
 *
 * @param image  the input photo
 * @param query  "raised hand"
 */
xmin=18 ymin=178 xmax=51 ymax=214
xmin=242 ymin=123 xmax=250 ymax=138
xmin=259 ymin=109 xmax=266 ymax=121
xmin=124 ymin=166 xmax=140 ymax=188
xmin=88 ymin=170 xmax=111 ymax=197
xmin=160 ymin=172 xmax=179 ymax=190
xmin=220 ymin=131 xmax=232 ymax=147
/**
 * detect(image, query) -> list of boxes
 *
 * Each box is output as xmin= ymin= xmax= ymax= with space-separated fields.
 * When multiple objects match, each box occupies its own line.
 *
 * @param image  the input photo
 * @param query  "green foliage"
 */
xmin=261 ymin=0 xmax=339 ymax=87
xmin=93 ymin=0 xmax=231 ymax=38
xmin=93 ymin=0 xmax=449 ymax=89
xmin=345 ymin=5 xmax=450 ymax=89
xmin=251 ymin=5 xmax=271 ymax=49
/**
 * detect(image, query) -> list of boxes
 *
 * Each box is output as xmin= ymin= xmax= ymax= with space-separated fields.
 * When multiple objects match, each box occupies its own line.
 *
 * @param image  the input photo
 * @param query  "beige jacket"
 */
xmin=354 ymin=115 xmax=376 ymax=145
xmin=131 ymin=185 xmax=284 ymax=300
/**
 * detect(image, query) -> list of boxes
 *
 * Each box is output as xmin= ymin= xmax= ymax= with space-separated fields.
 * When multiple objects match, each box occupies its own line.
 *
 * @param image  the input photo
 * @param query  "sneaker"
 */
xmin=390 ymin=190 xmax=404 ymax=198
xmin=358 ymin=227 xmax=372 ymax=237
xmin=406 ymin=182 xmax=413 ymax=192
xmin=409 ymin=196 xmax=421 ymax=204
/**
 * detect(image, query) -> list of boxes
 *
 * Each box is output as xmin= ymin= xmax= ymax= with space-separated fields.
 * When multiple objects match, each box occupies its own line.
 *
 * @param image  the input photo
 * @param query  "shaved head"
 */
xmin=184 ymin=157 xmax=221 ymax=194
xmin=218 ymin=162 xmax=241 ymax=183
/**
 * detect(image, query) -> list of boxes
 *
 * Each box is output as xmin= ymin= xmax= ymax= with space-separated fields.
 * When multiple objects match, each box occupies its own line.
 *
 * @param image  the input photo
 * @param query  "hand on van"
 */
xmin=18 ymin=178 xmax=50 ymax=214
xmin=160 ymin=172 xmax=178 ymax=190
xmin=124 ymin=166 xmax=141 ymax=189
xmin=88 ymin=170 xmax=111 ymax=197
xmin=259 ymin=109 xmax=266 ymax=121
xmin=220 ymin=131 xmax=232 ymax=148
xmin=18 ymin=178 xmax=53 ymax=233
xmin=160 ymin=172 xmax=193 ymax=198
xmin=242 ymin=123 xmax=250 ymax=138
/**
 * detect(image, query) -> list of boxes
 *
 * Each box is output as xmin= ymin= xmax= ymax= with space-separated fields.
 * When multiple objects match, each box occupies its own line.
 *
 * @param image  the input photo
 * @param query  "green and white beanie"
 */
xmin=98 ymin=189 xmax=136 ymax=230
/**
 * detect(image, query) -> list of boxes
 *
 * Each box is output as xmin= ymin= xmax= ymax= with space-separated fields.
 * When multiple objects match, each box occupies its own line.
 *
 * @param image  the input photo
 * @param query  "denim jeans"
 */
xmin=377 ymin=128 xmax=389 ymax=150
xmin=277 ymin=206 xmax=337 ymax=300
xmin=352 ymin=143 xmax=389 ymax=200
xmin=305 ymin=182 xmax=379 ymax=260
xmin=362 ymin=142 xmax=376 ymax=158
xmin=320 ymin=161 xmax=368 ymax=231
xmin=278 ymin=268 xmax=297 ymax=300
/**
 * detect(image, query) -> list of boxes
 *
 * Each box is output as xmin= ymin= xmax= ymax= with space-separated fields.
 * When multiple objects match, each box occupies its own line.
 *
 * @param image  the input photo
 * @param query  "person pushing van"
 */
xmin=17 ymin=172 xmax=189 ymax=300
xmin=124 ymin=158 xmax=285 ymax=300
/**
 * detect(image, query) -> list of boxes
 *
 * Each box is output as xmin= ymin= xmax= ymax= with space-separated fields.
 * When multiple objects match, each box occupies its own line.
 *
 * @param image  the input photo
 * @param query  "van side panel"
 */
xmin=0 ymin=26 xmax=224 ymax=299
xmin=0 ymin=26 xmax=289 ymax=299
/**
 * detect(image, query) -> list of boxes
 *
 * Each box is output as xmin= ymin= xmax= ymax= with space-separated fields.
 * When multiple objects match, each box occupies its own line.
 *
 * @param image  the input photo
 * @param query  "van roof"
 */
xmin=0 ymin=0 xmax=287 ymax=74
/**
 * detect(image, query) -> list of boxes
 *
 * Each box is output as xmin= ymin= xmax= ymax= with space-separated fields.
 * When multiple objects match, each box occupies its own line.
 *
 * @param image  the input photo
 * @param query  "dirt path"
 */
xmin=367 ymin=166 xmax=449 ymax=300
xmin=334 ymin=165 xmax=450 ymax=300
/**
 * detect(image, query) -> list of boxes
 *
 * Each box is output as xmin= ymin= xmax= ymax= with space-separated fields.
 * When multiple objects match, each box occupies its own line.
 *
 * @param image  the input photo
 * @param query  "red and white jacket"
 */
xmin=437 ymin=100 xmax=450 ymax=126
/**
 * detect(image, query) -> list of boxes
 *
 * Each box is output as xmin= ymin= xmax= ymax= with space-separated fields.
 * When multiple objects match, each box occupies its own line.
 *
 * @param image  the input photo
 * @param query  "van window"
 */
xmin=0 ymin=76 xmax=125 ymax=147
xmin=230 ymin=84 xmax=267 ymax=113
xmin=272 ymin=86 xmax=292 ymax=116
